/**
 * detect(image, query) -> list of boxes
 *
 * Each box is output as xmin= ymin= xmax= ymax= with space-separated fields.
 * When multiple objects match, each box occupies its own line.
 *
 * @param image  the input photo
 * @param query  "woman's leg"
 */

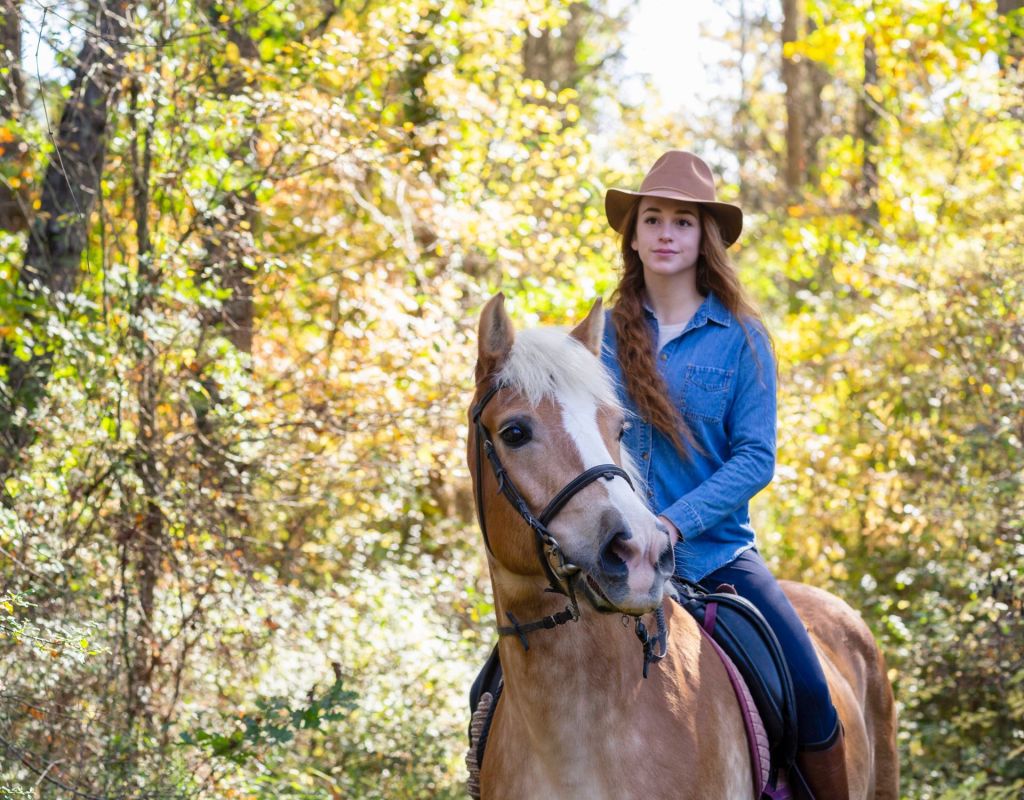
xmin=700 ymin=548 xmax=837 ymax=745
xmin=701 ymin=549 xmax=849 ymax=799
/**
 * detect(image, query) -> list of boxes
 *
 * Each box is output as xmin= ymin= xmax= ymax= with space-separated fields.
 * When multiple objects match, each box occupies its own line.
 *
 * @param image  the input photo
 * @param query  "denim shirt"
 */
xmin=600 ymin=293 xmax=776 ymax=582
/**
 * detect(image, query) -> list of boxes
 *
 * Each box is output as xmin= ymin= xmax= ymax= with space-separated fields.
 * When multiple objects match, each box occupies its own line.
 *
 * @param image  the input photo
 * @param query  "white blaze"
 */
xmin=557 ymin=385 xmax=637 ymax=510
xmin=557 ymin=385 xmax=660 ymax=596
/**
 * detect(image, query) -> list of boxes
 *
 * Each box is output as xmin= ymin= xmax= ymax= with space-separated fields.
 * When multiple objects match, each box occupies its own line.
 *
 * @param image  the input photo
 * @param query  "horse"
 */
xmin=467 ymin=293 xmax=898 ymax=799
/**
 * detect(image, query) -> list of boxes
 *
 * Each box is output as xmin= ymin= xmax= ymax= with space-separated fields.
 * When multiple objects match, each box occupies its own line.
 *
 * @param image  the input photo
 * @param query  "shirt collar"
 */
xmin=642 ymin=292 xmax=733 ymax=329
xmin=704 ymin=293 xmax=733 ymax=328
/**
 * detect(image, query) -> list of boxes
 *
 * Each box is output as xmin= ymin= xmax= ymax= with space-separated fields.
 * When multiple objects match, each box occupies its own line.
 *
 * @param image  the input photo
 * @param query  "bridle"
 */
xmin=471 ymin=380 xmax=668 ymax=676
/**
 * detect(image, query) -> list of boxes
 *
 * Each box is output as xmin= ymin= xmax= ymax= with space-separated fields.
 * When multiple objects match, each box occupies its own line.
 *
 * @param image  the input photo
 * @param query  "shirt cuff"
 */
xmin=661 ymin=500 xmax=704 ymax=540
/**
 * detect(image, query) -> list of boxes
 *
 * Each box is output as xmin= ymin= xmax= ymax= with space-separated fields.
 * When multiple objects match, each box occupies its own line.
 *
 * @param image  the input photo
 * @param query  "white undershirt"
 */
xmin=657 ymin=320 xmax=687 ymax=352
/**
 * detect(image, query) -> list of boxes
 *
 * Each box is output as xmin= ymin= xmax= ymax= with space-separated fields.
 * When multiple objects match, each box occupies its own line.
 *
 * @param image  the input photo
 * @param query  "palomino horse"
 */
xmin=468 ymin=294 xmax=898 ymax=799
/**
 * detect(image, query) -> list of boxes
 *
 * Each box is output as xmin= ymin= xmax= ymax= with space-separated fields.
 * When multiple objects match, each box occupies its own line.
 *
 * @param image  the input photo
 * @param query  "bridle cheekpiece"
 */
xmin=471 ymin=380 xmax=668 ymax=675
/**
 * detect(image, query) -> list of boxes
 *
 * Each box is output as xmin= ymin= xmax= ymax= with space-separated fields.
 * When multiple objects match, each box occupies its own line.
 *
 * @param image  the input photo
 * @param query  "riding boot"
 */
xmin=793 ymin=719 xmax=850 ymax=800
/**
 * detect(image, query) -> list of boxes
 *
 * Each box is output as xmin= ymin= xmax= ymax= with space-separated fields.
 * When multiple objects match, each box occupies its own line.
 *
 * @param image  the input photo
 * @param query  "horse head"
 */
xmin=469 ymin=293 xmax=674 ymax=618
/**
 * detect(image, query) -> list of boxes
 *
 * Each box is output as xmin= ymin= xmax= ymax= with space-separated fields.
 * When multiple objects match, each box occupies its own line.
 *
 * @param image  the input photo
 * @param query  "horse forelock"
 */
xmin=494 ymin=327 xmax=644 ymax=490
xmin=497 ymin=328 xmax=618 ymax=409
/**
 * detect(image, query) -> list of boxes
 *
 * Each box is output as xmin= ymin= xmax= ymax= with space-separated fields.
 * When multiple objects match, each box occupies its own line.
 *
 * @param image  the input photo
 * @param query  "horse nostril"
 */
xmin=657 ymin=542 xmax=675 ymax=574
xmin=599 ymin=531 xmax=632 ymax=577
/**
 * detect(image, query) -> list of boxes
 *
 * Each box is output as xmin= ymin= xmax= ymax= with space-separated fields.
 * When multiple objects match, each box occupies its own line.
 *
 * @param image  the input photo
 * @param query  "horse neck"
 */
xmin=491 ymin=564 xmax=657 ymax=723
xmin=485 ymin=562 xmax=755 ymax=798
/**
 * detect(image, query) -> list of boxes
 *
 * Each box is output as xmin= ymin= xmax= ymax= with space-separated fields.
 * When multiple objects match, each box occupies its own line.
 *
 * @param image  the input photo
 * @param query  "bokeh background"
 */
xmin=1 ymin=0 xmax=1021 ymax=797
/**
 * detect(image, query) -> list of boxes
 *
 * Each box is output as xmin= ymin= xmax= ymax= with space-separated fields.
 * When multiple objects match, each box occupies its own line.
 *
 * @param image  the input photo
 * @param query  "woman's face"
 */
xmin=631 ymin=197 xmax=702 ymax=280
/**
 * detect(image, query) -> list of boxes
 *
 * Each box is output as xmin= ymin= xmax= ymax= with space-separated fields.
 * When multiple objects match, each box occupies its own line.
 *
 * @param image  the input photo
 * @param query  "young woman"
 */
xmin=600 ymin=150 xmax=849 ymax=799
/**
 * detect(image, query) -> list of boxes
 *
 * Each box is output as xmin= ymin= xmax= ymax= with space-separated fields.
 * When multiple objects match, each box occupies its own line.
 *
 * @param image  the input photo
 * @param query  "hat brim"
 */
xmin=605 ymin=188 xmax=744 ymax=247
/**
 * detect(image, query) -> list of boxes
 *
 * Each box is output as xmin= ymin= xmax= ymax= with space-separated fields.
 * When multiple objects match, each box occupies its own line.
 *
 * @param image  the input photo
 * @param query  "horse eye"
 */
xmin=499 ymin=422 xmax=532 ymax=448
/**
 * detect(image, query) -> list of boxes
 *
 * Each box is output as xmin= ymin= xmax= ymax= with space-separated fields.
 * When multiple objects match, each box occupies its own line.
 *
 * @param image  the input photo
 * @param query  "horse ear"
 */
xmin=477 ymin=293 xmax=515 ymax=382
xmin=569 ymin=298 xmax=604 ymax=356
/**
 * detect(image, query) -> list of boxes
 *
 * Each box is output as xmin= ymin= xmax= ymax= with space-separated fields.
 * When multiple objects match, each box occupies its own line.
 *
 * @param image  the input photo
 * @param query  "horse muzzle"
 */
xmin=578 ymin=523 xmax=675 ymax=616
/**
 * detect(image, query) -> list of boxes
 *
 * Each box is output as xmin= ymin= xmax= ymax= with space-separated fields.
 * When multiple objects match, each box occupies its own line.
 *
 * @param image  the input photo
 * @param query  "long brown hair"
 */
xmin=609 ymin=200 xmax=773 ymax=454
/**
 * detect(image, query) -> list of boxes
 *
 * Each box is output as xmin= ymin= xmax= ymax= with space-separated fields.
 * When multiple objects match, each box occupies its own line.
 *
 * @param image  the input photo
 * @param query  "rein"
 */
xmin=472 ymin=381 xmax=668 ymax=675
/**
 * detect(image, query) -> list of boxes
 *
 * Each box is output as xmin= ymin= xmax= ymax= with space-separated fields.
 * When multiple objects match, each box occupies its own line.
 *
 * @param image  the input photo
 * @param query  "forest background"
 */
xmin=0 ymin=0 xmax=1021 ymax=797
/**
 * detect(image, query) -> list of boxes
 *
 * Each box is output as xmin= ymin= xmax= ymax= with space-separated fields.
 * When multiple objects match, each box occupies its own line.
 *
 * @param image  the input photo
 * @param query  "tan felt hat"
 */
xmin=605 ymin=150 xmax=743 ymax=246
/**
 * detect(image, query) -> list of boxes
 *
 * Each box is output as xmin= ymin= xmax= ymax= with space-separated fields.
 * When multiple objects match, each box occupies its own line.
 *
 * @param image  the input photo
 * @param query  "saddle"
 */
xmin=466 ymin=582 xmax=800 ymax=799
xmin=673 ymin=578 xmax=799 ymax=794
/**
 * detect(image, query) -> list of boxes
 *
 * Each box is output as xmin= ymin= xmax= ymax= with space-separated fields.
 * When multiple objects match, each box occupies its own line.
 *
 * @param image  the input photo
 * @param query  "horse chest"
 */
xmin=482 ymin=741 xmax=638 ymax=800
xmin=482 ymin=698 xmax=751 ymax=800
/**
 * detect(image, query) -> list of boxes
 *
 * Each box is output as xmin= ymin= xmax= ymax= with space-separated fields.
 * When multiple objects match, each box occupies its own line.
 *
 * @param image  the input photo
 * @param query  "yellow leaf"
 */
xmin=225 ymin=42 xmax=241 ymax=63
xmin=323 ymin=69 xmax=345 ymax=89
xmin=865 ymin=84 xmax=884 ymax=104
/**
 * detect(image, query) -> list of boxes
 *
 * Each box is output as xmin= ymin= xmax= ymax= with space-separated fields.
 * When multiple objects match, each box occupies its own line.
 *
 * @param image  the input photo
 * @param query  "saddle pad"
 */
xmin=698 ymin=624 xmax=771 ymax=797
xmin=674 ymin=580 xmax=799 ymax=767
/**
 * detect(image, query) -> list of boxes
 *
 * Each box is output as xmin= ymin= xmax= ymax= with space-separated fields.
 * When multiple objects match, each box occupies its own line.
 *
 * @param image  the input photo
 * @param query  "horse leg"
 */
xmin=867 ymin=646 xmax=899 ymax=799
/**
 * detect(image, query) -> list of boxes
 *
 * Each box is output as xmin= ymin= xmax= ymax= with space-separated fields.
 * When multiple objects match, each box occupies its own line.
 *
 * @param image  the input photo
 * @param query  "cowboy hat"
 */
xmin=605 ymin=151 xmax=743 ymax=246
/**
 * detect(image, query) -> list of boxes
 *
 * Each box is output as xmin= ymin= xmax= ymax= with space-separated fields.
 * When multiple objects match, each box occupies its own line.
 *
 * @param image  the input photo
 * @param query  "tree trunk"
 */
xmin=857 ymin=33 xmax=880 ymax=227
xmin=0 ymin=0 xmax=132 ymax=476
xmin=0 ymin=0 xmax=27 ymax=231
xmin=0 ymin=1 xmax=22 ymax=108
xmin=125 ymin=78 xmax=162 ymax=728
xmin=782 ymin=0 xmax=807 ymax=194
xmin=998 ymin=0 xmax=1024 ymax=79
xmin=196 ymin=188 xmax=257 ymax=354
xmin=522 ymin=2 xmax=587 ymax=90
xmin=195 ymin=2 xmax=264 ymax=354
xmin=804 ymin=17 xmax=828 ymax=184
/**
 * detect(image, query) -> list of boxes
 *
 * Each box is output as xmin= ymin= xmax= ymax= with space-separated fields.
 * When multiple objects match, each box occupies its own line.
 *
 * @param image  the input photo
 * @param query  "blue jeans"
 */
xmin=700 ymin=549 xmax=839 ymax=747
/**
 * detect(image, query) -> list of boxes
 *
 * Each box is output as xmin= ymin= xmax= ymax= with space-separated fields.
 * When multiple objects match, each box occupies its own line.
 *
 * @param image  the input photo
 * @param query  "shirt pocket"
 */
xmin=680 ymin=365 xmax=734 ymax=423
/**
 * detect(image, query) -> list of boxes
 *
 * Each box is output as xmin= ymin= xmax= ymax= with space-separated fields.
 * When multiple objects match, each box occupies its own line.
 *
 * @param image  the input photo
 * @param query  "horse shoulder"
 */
xmin=657 ymin=602 xmax=756 ymax=798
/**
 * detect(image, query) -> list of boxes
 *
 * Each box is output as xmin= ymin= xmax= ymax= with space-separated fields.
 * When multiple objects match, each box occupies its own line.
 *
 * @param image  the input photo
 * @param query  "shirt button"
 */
xmin=647 ymin=490 xmax=654 ymax=498
xmin=642 ymin=452 xmax=649 ymax=460
xmin=660 ymin=353 xmax=668 ymax=361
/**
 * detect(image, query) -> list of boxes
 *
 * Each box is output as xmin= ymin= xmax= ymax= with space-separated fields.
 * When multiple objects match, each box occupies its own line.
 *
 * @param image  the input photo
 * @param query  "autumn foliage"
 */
xmin=0 ymin=1 xmax=1021 ymax=798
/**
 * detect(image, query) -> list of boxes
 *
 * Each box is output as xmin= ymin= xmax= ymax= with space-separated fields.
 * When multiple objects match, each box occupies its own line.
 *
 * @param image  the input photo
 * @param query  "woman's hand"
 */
xmin=658 ymin=515 xmax=681 ymax=547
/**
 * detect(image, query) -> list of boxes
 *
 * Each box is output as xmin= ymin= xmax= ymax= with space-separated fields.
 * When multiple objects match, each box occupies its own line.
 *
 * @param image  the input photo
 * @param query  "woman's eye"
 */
xmin=499 ymin=423 xmax=532 ymax=447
